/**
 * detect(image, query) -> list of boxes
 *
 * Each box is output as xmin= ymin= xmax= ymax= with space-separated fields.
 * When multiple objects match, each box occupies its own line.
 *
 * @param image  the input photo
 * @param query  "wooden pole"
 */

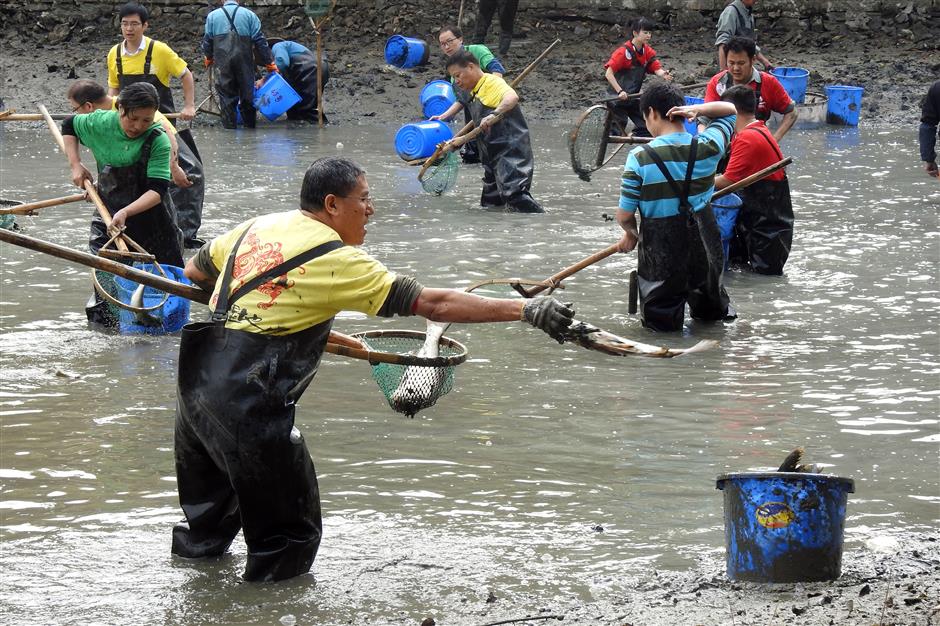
xmin=0 ymin=193 xmax=87 ymax=215
xmin=2 ymin=112 xmax=183 ymax=121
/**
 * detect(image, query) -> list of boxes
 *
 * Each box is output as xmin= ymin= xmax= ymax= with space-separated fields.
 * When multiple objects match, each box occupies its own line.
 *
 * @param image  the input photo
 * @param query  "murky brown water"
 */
xmin=1 ymin=122 xmax=938 ymax=624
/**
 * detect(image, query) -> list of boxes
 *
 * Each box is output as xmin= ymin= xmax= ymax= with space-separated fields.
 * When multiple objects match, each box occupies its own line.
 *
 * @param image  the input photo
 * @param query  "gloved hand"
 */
xmin=522 ymin=297 xmax=575 ymax=344
xmin=204 ymin=57 xmax=213 ymax=68
xmin=265 ymin=62 xmax=279 ymax=74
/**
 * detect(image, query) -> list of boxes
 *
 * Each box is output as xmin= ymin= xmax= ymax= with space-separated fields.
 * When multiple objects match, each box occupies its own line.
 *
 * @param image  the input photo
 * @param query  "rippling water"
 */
xmin=1 ymin=122 xmax=938 ymax=624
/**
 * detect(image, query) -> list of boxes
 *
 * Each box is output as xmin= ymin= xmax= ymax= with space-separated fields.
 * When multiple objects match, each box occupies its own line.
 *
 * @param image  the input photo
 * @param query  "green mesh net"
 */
xmin=419 ymin=151 xmax=459 ymax=195
xmin=304 ymin=0 xmax=333 ymax=18
xmin=355 ymin=331 xmax=466 ymax=417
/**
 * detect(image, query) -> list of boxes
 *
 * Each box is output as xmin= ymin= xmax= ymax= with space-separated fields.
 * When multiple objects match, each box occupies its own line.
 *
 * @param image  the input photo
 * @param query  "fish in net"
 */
xmin=568 ymin=104 xmax=620 ymax=182
xmin=418 ymin=151 xmax=459 ymax=195
xmin=354 ymin=330 xmax=467 ymax=417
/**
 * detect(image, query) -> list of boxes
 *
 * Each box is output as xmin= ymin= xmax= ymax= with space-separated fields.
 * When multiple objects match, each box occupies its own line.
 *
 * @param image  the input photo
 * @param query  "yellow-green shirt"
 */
xmin=207 ymin=212 xmax=396 ymax=335
xmin=471 ymin=73 xmax=512 ymax=108
xmin=107 ymin=37 xmax=189 ymax=89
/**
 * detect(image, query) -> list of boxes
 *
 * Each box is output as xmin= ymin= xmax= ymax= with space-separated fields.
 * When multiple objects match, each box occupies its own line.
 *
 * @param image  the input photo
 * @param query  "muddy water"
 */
xmin=1 ymin=122 xmax=938 ymax=624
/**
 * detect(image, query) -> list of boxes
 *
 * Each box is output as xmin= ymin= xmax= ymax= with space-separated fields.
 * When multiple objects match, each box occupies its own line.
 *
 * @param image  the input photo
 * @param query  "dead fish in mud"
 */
xmin=129 ymin=283 xmax=163 ymax=328
xmin=777 ymin=447 xmax=823 ymax=473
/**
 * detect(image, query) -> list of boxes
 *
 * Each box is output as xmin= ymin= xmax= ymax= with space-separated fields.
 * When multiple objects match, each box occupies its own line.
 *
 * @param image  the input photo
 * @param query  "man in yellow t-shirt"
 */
xmin=173 ymin=157 xmax=574 ymax=582
xmin=445 ymin=50 xmax=542 ymax=213
xmin=107 ymin=3 xmax=196 ymax=120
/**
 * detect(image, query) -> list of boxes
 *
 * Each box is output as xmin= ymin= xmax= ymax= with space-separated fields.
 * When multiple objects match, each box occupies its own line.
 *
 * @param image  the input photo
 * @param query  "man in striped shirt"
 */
xmin=616 ymin=81 xmax=737 ymax=332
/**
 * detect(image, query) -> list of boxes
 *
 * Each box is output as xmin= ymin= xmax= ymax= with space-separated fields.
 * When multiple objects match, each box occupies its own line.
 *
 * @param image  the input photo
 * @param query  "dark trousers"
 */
xmin=217 ymin=61 xmax=256 ymax=128
xmin=474 ymin=0 xmax=519 ymax=55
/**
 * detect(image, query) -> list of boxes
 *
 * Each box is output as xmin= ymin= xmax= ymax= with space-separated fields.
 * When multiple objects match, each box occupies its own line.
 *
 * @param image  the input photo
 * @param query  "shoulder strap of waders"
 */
xmin=223 ymin=5 xmax=239 ymax=32
xmin=746 ymin=125 xmax=784 ymax=160
xmin=212 ymin=227 xmax=345 ymax=322
xmin=115 ymin=43 xmax=124 ymax=76
xmin=143 ymin=39 xmax=155 ymax=75
xmin=640 ymin=137 xmax=699 ymax=218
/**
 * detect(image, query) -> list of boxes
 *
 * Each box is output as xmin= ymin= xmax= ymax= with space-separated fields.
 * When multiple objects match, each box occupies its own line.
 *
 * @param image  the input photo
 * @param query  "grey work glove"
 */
xmin=522 ymin=297 xmax=575 ymax=344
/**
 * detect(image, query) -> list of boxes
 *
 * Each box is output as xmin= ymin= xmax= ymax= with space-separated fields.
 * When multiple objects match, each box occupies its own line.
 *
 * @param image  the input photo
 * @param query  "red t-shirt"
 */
xmin=604 ymin=41 xmax=662 ymax=75
xmin=704 ymin=70 xmax=794 ymax=118
xmin=723 ymin=120 xmax=787 ymax=183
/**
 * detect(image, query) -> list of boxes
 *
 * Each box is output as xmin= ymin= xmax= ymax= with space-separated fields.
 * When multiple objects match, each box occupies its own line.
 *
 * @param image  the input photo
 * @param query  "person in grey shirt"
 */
xmin=716 ymin=0 xmax=773 ymax=70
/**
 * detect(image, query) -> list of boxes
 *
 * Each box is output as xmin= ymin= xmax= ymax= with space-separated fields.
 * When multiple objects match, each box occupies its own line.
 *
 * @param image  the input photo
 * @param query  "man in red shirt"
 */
xmin=604 ymin=17 xmax=672 ymax=137
xmin=704 ymin=36 xmax=797 ymax=141
xmin=715 ymin=85 xmax=793 ymax=275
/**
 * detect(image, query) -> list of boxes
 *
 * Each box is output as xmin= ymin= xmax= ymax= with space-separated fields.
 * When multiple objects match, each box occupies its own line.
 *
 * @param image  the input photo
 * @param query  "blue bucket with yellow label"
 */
xmin=716 ymin=472 xmax=854 ymax=582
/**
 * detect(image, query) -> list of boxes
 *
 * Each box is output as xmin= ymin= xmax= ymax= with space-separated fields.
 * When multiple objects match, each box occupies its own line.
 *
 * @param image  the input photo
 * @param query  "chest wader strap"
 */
xmin=115 ymin=39 xmax=156 ymax=77
xmin=211 ymin=228 xmax=345 ymax=323
xmin=746 ymin=125 xmax=784 ymax=160
xmin=222 ymin=5 xmax=240 ymax=32
xmin=640 ymin=138 xmax=699 ymax=222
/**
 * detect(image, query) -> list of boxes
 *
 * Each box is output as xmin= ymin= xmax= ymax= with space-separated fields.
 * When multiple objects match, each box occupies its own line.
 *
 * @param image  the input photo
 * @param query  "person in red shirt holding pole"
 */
xmin=715 ymin=85 xmax=793 ymax=275
xmin=704 ymin=36 xmax=797 ymax=142
xmin=604 ymin=17 xmax=672 ymax=137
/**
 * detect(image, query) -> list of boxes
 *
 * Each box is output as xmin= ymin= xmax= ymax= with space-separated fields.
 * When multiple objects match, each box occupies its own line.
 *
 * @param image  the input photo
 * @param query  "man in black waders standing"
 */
xmin=616 ymin=81 xmax=737 ymax=332
xmin=444 ymin=50 xmax=542 ymax=212
xmin=108 ymin=2 xmax=206 ymax=248
xmin=202 ymin=0 xmax=278 ymax=129
xmin=172 ymin=157 xmax=574 ymax=582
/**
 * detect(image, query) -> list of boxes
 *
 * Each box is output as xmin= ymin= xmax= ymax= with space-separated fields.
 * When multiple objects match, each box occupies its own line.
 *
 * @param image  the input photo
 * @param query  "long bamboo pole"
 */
xmin=0 ymin=193 xmax=87 ymax=216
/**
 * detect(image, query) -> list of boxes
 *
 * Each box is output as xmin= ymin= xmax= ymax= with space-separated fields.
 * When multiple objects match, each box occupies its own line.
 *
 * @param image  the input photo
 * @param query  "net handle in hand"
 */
xmin=596 ymin=81 xmax=709 ymax=104
xmin=338 ymin=330 xmax=468 ymax=367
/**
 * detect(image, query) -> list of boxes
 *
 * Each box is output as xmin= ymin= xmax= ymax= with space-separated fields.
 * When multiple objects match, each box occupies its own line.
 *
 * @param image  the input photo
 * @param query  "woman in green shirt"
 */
xmin=62 ymin=82 xmax=184 ymax=325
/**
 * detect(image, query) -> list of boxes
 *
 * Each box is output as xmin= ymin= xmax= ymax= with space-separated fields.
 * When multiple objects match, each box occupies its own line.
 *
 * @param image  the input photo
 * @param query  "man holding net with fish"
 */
xmin=172 ymin=156 xmax=573 ymax=582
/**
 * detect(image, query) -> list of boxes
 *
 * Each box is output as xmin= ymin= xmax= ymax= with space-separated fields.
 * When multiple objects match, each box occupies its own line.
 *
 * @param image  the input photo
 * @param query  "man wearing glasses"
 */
xmin=106 ymin=2 xmax=205 ymax=247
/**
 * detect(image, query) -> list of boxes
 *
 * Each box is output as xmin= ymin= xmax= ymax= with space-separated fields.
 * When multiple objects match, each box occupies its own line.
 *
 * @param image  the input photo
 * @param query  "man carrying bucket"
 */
xmin=202 ymin=0 xmax=278 ymax=129
xmin=704 ymin=37 xmax=797 ymax=141
xmin=108 ymin=2 xmax=205 ymax=248
xmin=439 ymin=50 xmax=542 ymax=212
xmin=435 ymin=25 xmax=506 ymax=164
xmin=714 ymin=85 xmax=793 ymax=275
xmin=265 ymin=38 xmax=330 ymax=124
xmin=171 ymin=157 xmax=574 ymax=581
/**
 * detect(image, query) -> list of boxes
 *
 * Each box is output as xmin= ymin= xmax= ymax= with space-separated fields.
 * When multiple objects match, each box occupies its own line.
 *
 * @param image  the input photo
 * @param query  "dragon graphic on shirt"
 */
xmin=231 ymin=232 xmax=305 ymax=310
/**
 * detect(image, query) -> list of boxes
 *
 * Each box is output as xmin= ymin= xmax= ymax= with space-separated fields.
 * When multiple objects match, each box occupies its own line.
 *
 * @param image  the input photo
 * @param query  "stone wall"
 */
xmin=1 ymin=0 xmax=937 ymax=51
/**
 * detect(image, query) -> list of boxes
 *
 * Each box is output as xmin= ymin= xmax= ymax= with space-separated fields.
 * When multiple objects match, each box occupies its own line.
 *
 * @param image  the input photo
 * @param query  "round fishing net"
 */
xmin=0 ymin=200 xmax=19 ymax=231
xmin=418 ymin=151 xmax=459 ymax=195
xmin=568 ymin=105 xmax=613 ymax=181
xmin=353 ymin=330 xmax=468 ymax=418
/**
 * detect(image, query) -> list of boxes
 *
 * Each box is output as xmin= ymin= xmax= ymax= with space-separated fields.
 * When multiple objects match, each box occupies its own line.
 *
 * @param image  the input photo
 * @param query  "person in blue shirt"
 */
xmin=202 ymin=0 xmax=276 ymax=129
xmin=268 ymin=38 xmax=329 ymax=124
xmin=616 ymin=80 xmax=738 ymax=332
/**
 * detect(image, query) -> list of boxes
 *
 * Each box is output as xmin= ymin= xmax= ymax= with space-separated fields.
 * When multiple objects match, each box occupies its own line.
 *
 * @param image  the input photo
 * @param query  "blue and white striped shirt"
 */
xmin=619 ymin=115 xmax=735 ymax=219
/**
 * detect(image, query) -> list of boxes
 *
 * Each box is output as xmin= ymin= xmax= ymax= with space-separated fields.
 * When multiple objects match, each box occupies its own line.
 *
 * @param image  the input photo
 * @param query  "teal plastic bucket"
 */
xmin=770 ymin=67 xmax=809 ymax=104
xmin=394 ymin=120 xmax=453 ymax=160
xmin=113 ymin=264 xmax=192 ymax=335
xmin=684 ymin=96 xmax=704 ymax=135
xmin=420 ymin=79 xmax=457 ymax=119
xmin=385 ymin=35 xmax=430 ymax=69
xmin=825 ymin=85 xmax=864 ymax=126
xmin=253 ymin=73 xmax=301 ymax=121
xmin=712 ymin=192 xmax=742 ymax=268
xmin=716 ymin=472 xmax=855 ymax=582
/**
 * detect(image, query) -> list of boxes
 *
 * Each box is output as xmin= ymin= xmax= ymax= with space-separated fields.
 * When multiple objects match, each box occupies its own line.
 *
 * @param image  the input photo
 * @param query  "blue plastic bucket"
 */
xmin=770 ymin=67 xmax=809 ymax=104
xmin=716 ymin=472 xmax=855 ymax=582
xmin=253 ymin=73 xmax=301 ymax=121
xmin=825 ymin=85 xmax=864 ymax=126
xmin=394 ymin=120 xmax=454 ymax=160
xmin=684 ymin=96 xmax=704 ymax=135
xmin=384 ymin=35 xmax=430 ymax=69
xmin=113 ymin=264 xmax=192 ymax=335
xmin=712 ymin=192 xmax=742 ymax=268
xmin=420 ymin=79 xmax=457 ymax=119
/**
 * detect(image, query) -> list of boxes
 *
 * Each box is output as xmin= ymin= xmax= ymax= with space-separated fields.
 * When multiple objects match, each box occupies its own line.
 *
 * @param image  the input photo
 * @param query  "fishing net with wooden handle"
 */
xmin=353 ymin=330 xmax=468 ymax=417
xmin=568 ymin=104 xmax=621 ymax=182
xmin=418 ymin=150 xmax=460 ymax=195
